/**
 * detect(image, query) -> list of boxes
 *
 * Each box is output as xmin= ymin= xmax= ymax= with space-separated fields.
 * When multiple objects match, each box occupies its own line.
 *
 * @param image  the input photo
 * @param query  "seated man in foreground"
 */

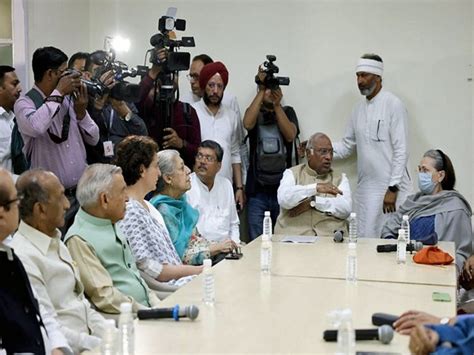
xmin=65 ymin=164 xmax=160 ymax=313
xmin=11 ymin=169 xmax=108 ymax=353
xmin=0 ymin=168 xmax=70 ymax=354
xmin=275 ymin=132 xmax=352 ymax=237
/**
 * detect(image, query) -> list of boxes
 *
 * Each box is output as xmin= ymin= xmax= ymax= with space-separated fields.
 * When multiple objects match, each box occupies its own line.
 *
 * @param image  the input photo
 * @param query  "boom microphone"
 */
xmin=137 ymin=305 xmax=199 ymax=321
xmin=376 ymin=241 xmax=423 ymax=253
xmin=323 ymin=325 xmax=394 ymax=344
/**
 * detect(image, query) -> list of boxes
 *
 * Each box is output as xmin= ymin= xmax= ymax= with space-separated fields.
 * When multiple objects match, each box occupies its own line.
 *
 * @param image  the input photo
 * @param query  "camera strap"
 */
xmin=26 ymin=88 xmax=71 ymax=144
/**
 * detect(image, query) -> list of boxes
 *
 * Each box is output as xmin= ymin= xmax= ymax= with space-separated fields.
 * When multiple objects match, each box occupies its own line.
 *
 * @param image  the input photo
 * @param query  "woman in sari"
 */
xmin=151 ymin=149 xmax=236 ymax=265
xmin=115 ymin=136 xmax=202 ymax=287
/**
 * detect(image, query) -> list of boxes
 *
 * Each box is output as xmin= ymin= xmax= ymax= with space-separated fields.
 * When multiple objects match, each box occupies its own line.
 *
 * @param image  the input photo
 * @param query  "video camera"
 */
xmin=256 ymin=55 xmax=290 ymax=90
xmin=85 ymin=50 xmax=148 ymax=102
xmin=148 ymin=7 xmax=195 ymax=73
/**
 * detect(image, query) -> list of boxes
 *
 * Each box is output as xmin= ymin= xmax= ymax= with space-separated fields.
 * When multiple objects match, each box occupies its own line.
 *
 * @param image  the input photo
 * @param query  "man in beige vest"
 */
xmin=275 ymin=132 xmax=352 ymax=237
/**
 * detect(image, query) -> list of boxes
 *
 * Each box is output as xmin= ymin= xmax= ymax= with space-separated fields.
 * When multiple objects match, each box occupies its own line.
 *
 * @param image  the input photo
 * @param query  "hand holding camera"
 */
xmin=73 ymin=82 xmax=89 ymax=120
xmin=56 ymin=69 xmax=81 ymax=96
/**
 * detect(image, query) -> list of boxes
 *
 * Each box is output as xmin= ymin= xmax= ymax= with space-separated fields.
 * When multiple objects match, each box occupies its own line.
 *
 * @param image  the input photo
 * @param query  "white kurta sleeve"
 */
xmin=39 ymin=301 xmax=73 ymax=355
xmin=277 ymin=169 xmax=316 ymax=209
xmin=230 ymin=112 xmax=242 ymax=164
xmin=333 ymin=109 xmax=357 ymax=160
xmin=313 ymin=173 xmax=352 ymax=219
xmin=388 ymin=99 xmax=409 ymax=187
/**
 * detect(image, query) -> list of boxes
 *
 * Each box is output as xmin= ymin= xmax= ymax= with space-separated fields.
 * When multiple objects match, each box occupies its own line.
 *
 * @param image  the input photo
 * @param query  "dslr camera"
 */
xmin=256 ymin=55 xmax=290 ymax=90
xmin=148 ymin=7 xmax=195 ymax=73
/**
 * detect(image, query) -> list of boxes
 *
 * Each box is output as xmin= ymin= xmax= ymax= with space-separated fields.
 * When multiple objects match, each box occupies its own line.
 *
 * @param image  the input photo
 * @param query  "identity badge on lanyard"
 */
xmin=103 ymin=110 xmax=114 ymax=157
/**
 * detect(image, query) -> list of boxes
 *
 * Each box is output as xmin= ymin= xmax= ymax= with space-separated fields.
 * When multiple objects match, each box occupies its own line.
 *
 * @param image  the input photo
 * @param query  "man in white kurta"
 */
xmin=187 ymin=141 xmax=241 ymax=244
xmin=181 ymin=54 xmax=248 ymax=183
xmin=276 ymin=133 xmax=352 ymax=237
xmin=10 ymin=170 xmax=109 ymax=353
xmin=192 ymin=61 xmax=244 ymax=209
xmin=333 ymin=54 xmax=411 ymax=238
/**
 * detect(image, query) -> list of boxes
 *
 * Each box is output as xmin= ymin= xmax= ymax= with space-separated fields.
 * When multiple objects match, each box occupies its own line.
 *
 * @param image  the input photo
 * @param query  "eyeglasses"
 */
xmin=196 ymin=153 xmax=217 ymax=163
xmin=1 ymin=196 xmax=21 ymax=212
xmin=186 ymin=73 xmax=199 ymax=82
xmin=206 ymin=82 xmax=224 ymax=90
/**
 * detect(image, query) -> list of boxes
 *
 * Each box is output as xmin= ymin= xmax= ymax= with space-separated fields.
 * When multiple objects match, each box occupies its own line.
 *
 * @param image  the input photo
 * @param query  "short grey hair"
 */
xmin=77 ymin=164 xmax=122 ymax=208
xmin=306 ymin=132 xmax=330 ymax=149
xmin=156 ymin=150 xmax=180 ymax=193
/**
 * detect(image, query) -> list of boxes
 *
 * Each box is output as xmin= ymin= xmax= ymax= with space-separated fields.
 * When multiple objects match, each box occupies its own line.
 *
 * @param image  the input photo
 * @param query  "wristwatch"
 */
xmin=388 ymin=185 xmax=399 ymax=193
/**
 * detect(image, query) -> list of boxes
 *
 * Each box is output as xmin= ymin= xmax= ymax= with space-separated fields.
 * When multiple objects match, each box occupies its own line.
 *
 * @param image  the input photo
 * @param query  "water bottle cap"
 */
xmin=402 ymin=215 xmax=409 ymax=221
xmin=350 ymin=212 xmax=356 ymax=218
xmin=340 ymin=308 xmax=353 ymax=320
xmin=120 ymin=302 xmax=132 ymax=313
xmin=264 ymin=211 xmax=271 ymax=217
xmin=203 ymin=259 xmax=212 ymax=267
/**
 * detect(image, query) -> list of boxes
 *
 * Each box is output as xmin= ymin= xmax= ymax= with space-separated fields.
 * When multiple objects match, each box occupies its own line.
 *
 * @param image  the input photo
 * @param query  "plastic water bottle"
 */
xmin=260 ymin=234 xmax=272 ymax=274
xmin=202 ymin=259 xmax=215 ymax=305
xmin=397 ymin=229 xmax=407 ymax=264
xmin=346 ymin=243 xmax=357 ymax=283
xmin=401 ymin=215 xmax=410 ymax=245
xmin=262 ymin=211 xmax=272 ymax=241
xmin=348 ymin=212 xmax=357 ymax=244
xmin=336 ymin=309 xmax=356 ymax=355
xmin=101 ymin=319 xmax=117 ymax=355
xmin=118 ymin=302 xmax=134 ymax=355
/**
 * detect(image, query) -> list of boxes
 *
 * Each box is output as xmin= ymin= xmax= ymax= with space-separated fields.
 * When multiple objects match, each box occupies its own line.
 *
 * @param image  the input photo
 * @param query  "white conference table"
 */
xmin=86 ymin=236 xmax=458 ymax=354
xmin=249 ymin=236 xmax=457 ymax=287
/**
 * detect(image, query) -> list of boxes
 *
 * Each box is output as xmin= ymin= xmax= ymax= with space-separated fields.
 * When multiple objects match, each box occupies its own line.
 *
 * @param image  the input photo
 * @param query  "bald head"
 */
xmin=0 ymin=168 xmax=19 ymax=239
xmin=306 ymin=132 xmax=334 ymax=175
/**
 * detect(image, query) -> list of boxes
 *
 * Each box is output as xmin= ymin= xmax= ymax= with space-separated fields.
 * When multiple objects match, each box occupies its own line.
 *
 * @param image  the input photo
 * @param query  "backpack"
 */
xmin=253 ymin=107 xmax=299 ymax=186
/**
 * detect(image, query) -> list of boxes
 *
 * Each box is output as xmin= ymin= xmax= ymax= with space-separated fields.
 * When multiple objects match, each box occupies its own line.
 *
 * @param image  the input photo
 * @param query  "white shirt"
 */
xmin=277 ymin=170 xmax=352 ymax=219
xmin=333 ymin=89 xmax=411 ymax=237
xmin=0 ymin=106 xmax=15 ymax=172
xmin=0 ymin=242 xmax=72 ymax=355
xmin=10 ymin=221 xmax=108 ymax=353
xmin=181 ymin=90 xmax=241 ymax=118
xmin=193 ymin=100 xmax=241 ymax=182
xmin=187 ymin=172 xmax=241 ymax=243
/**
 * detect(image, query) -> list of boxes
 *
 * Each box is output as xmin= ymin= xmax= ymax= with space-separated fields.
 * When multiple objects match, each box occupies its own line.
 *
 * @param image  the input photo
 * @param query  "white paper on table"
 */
xmin=281 ymin=235 xmax=318 ymax=243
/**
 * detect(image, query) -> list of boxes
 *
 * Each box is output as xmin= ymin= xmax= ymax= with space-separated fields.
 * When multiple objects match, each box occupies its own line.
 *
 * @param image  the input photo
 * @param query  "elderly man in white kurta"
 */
xmin=276 ymin=133 xmax=352 ymax=237
xmin=10 ymin=169 xmax=109 ymax=353
xmin=192 ymin=61 xmax=244 ymax=210
xmin=187 ymin=140 xmax=241 ymax=244
xmin=333 ymin=54 xmax=411 ymax=238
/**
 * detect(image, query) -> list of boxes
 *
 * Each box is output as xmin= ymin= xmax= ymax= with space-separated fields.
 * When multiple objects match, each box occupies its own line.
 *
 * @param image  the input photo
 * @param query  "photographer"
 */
xmin=137 ymin=48 xmax=201 ymax=170
xmin=84 ymin=50 xmax=148 ymax=164
xmin=243 ymin=66 xmax=298 ymax=241
xmin=14 ymin=46 xmax=99 ymax=234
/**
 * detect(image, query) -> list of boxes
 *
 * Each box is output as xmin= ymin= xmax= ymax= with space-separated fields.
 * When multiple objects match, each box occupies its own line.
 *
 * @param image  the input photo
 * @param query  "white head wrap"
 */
xmin=356 ymin=58 xmax=384 ymax=77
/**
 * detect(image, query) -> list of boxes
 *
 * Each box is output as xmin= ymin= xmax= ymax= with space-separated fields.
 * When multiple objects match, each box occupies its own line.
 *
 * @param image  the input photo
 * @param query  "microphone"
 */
xmin=376 ymin=241 xmax=423 ymax=253
xmin=323 ymin=325 xmax=394 ymax=344
xmin=372 ymin=313 xmax=399 ymax=327
xmin=137 ymin=305 xmax=199 ymax=321
xmin=333 ymin=229 xmax=344 ymax=243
